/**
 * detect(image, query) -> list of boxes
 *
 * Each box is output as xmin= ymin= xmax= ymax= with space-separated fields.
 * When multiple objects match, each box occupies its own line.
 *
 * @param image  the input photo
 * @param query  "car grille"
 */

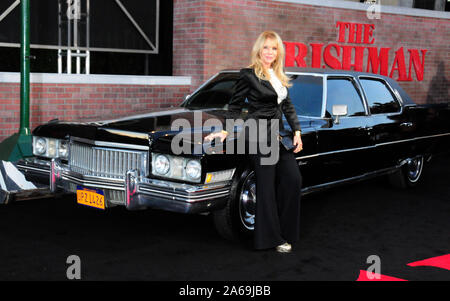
xmin=69 ymin=141 xmax=148 ymax=179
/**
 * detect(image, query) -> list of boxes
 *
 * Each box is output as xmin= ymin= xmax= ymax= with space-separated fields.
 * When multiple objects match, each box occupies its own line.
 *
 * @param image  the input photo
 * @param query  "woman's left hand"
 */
xmin=293 ymin=135 xmax=303 ymax=153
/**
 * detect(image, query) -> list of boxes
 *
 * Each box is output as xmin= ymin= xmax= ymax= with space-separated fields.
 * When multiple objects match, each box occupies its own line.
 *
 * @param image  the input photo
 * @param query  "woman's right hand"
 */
xmin=204 ymin=131 xmax=228 ymax=143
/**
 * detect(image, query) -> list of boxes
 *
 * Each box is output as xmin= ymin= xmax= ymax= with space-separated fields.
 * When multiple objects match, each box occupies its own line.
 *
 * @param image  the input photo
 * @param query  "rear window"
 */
xmin=360 ymin=78 xmax=401 ymax=114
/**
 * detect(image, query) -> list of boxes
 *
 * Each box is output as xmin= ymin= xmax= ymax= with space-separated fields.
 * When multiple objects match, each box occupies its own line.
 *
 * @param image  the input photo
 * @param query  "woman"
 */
xmin=205 ymin=31 xmax=303 ymax=253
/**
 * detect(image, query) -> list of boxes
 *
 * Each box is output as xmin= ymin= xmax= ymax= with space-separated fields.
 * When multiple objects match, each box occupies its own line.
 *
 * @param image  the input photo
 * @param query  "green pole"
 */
xmin=0 ymin=0 xmax=32 ymax=161
xmin=19 ymin=0 xmax=31 ymax=136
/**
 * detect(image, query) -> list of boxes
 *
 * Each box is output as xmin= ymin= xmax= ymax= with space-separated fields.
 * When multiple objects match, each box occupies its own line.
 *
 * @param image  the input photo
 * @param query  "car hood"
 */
xmin=32 ymin=107 xmax=315 ymax=154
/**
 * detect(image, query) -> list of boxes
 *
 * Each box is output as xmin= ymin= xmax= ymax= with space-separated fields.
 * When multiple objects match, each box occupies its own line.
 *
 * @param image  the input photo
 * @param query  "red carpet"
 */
xmin=407 ymin=254 xmax=450 ymax=271
xmin=357 ymin=254 xmax=450 ymax=281
xmin=356 ymin=270 xmax=407 ymax=281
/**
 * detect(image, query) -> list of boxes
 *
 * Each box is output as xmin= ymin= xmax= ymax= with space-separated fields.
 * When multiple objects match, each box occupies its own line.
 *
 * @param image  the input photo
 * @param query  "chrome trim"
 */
xmin=62 ymin=173 xmax=125 ymax=191
xmin=17 ymin=159 xmax=231 ymax=207
xmin=301 ymin=165 xmax=400 ymax=195
xmin=70 ymin=136 xmax=149 ymax=151
xmin=405 ymin=155 xmax=424 ymax=183
xmin=238 ymin=170 xmax=256 ymax=231
xmin=137 ymin=186 xmax=230 ymax=202
xmin=375 ymin=132 xmax=450 ymax=147
xmin=352 ymin=76 xmax=370 ymax=115
xmin=50 ymin=159 xmax=59 ymax=192
xmin=296 ymin=145 xmax=373 ymax=160
xmin=297 ymin=115 xmax=324 ymax=120
xmin=296 ymin=132 xmax=450 ymax=160
xmin=139 ymin=176 xmax=230 ymax=192
xmin=102 ymin=128 xmax=150 ymax=140
xmin=126 ymin=169 xmax=140 ymax=209
xmin=16 ymin=163 xmax=50 ymax=174
xmin=322 ymin=74 xmax=327 ymax=118
xmin=69 ymin=140 xmax=148 ymax=178
xmin=286 ymin=72 xmax=326 ymax=77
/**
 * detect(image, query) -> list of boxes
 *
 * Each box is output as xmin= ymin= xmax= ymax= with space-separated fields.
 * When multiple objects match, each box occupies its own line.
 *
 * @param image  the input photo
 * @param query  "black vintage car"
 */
xmin=10 ymin=67 xmax=450 ymax=240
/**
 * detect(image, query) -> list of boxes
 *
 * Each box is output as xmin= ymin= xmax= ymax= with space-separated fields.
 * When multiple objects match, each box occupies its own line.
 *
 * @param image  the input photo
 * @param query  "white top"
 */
xmin=268 ymin=68 xmax=287 ymax=104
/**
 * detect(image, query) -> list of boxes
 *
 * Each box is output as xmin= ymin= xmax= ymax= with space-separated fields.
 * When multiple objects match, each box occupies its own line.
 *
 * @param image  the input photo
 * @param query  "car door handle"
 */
xmin=400 ymin=122 xmax=413 ymax=127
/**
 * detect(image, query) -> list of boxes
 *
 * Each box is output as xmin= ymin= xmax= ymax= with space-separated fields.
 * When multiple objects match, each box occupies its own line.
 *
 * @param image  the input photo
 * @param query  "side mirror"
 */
xmin=332 ymin=104 xmax=347 ymax=124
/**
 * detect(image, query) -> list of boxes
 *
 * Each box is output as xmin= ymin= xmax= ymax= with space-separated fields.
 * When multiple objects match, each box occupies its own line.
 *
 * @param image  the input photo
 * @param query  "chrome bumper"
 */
xmin=15 ymin=158 xmax=231 ymax=213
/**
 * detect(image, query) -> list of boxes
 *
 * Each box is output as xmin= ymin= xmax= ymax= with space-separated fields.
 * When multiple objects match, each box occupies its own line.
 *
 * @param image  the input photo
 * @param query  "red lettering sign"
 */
xmin=283 ymin=21 xmax=427 ymax=81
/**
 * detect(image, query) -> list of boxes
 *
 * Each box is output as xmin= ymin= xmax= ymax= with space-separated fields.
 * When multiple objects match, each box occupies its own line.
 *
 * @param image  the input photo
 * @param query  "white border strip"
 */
xmin=273 ymin=0 xmax=450 ymax=19
xmin=0 ymin=72 xmax=191 ymax=86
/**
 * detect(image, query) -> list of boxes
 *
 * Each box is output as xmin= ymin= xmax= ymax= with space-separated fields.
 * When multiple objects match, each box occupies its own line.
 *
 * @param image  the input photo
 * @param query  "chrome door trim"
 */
xmin=375 ymin=132 xmax=450 ymax=147
xmin=296 ymin=132 xmax=450 ymax=160
xmin=300 ymin=165 xmax=400 ymax=195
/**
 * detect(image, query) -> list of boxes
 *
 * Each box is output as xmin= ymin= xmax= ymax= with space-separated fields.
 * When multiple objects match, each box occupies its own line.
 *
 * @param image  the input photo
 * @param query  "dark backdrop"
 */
xmin=0 ymin=0 xmax=173 ymax=75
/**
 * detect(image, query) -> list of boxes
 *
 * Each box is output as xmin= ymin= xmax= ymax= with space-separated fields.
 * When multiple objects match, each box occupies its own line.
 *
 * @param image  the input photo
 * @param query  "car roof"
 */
xmin=221 ymin=67 xmax=390 ymax=79
xmin=219 ymin=67 xmax=416 ymax=105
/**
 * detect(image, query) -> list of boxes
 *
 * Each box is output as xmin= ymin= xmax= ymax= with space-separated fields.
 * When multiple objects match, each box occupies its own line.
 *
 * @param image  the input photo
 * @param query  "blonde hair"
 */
xmin=248 ymin=31 xmax=292 ymax=88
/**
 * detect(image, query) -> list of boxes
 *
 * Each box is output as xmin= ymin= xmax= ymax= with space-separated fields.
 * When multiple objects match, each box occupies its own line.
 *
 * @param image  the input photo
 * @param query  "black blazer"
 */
xmin=226 ymin=67 xmax=301 ymax=143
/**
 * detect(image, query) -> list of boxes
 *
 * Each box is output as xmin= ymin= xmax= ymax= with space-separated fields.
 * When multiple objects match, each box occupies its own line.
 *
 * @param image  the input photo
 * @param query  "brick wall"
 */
xmin=1 ymin=0 xmax=448 ymax=142
xmin=0 ymin=81 xmax=190 ymax=141
xmin=173 ymin=0 xmax=449 ymax=104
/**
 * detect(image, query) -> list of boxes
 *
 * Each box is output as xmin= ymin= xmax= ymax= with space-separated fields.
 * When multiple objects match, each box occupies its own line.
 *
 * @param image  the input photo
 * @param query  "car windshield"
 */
xmin=181 ymin=72 xmax=323 ymax=118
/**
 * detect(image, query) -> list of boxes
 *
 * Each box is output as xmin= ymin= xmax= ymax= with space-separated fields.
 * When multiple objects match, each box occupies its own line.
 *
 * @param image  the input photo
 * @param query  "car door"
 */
xmin=358 ymin=76 xmax=412 ymax=171
xmin=315 ymin=75 xmax=374 ymax=184
xmin=284 ymin=74 xmax=323 ymax=188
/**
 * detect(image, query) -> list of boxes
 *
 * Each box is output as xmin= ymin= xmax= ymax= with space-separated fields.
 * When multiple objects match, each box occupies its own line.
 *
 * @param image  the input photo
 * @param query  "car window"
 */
xmin=183 ymin=72 xmax=324 ymax=118
xmin=287 ymin=75 xmax=323 ymax=117
xmin=326 ymin=78 xmax=366 ymax=117
xmin=183 ymin=73 xmax=239 ymax=109
xmin=360 ymin=78 xmax=401 ymax=114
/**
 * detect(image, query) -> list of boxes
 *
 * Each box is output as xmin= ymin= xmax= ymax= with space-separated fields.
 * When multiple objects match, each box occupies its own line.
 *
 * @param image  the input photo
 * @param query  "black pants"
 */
xmin=249 ymin=141 xmax=302 ymax=250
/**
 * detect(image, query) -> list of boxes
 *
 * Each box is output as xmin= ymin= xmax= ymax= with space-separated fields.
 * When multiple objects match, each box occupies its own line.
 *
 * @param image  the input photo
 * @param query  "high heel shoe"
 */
xmin=276 ymin=242 xmax=292 ymax=253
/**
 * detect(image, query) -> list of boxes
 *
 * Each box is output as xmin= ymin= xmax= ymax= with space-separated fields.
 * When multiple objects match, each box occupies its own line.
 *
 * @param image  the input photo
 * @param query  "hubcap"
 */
xmin=239 ymin=171 xmax=256 ymax=231
xmin=406 ymin=156 xmax=424 ymax=183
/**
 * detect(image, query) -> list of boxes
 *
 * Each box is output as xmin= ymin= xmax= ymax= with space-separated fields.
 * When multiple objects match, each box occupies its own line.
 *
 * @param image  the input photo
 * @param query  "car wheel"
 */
xmin=212 ymin=167 xmax=255 ymax=241
xmin=388 ymin=155 xmax=425 ymax=188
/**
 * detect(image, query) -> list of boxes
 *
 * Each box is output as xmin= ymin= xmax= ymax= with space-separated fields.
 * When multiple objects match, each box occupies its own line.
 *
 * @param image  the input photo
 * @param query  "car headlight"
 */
xmin=58 ymin=140 xmax=68 ymax=159
xmin=33 ymin=136 xmax=69 ymax=159
xmin=151 ymin=153 xmax=202 ymax=183
xmin=185 ymin=160 xmax=201 ymax=180
xmin=154 ymin=154 xmax=170 ymax=175
xmin=34 ymin=137 xmax=47 ymax=155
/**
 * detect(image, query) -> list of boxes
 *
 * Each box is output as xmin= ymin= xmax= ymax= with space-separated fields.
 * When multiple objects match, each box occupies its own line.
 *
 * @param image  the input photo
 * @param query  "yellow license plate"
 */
xmin=76 ymin=186 xmax=105 ymax=210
